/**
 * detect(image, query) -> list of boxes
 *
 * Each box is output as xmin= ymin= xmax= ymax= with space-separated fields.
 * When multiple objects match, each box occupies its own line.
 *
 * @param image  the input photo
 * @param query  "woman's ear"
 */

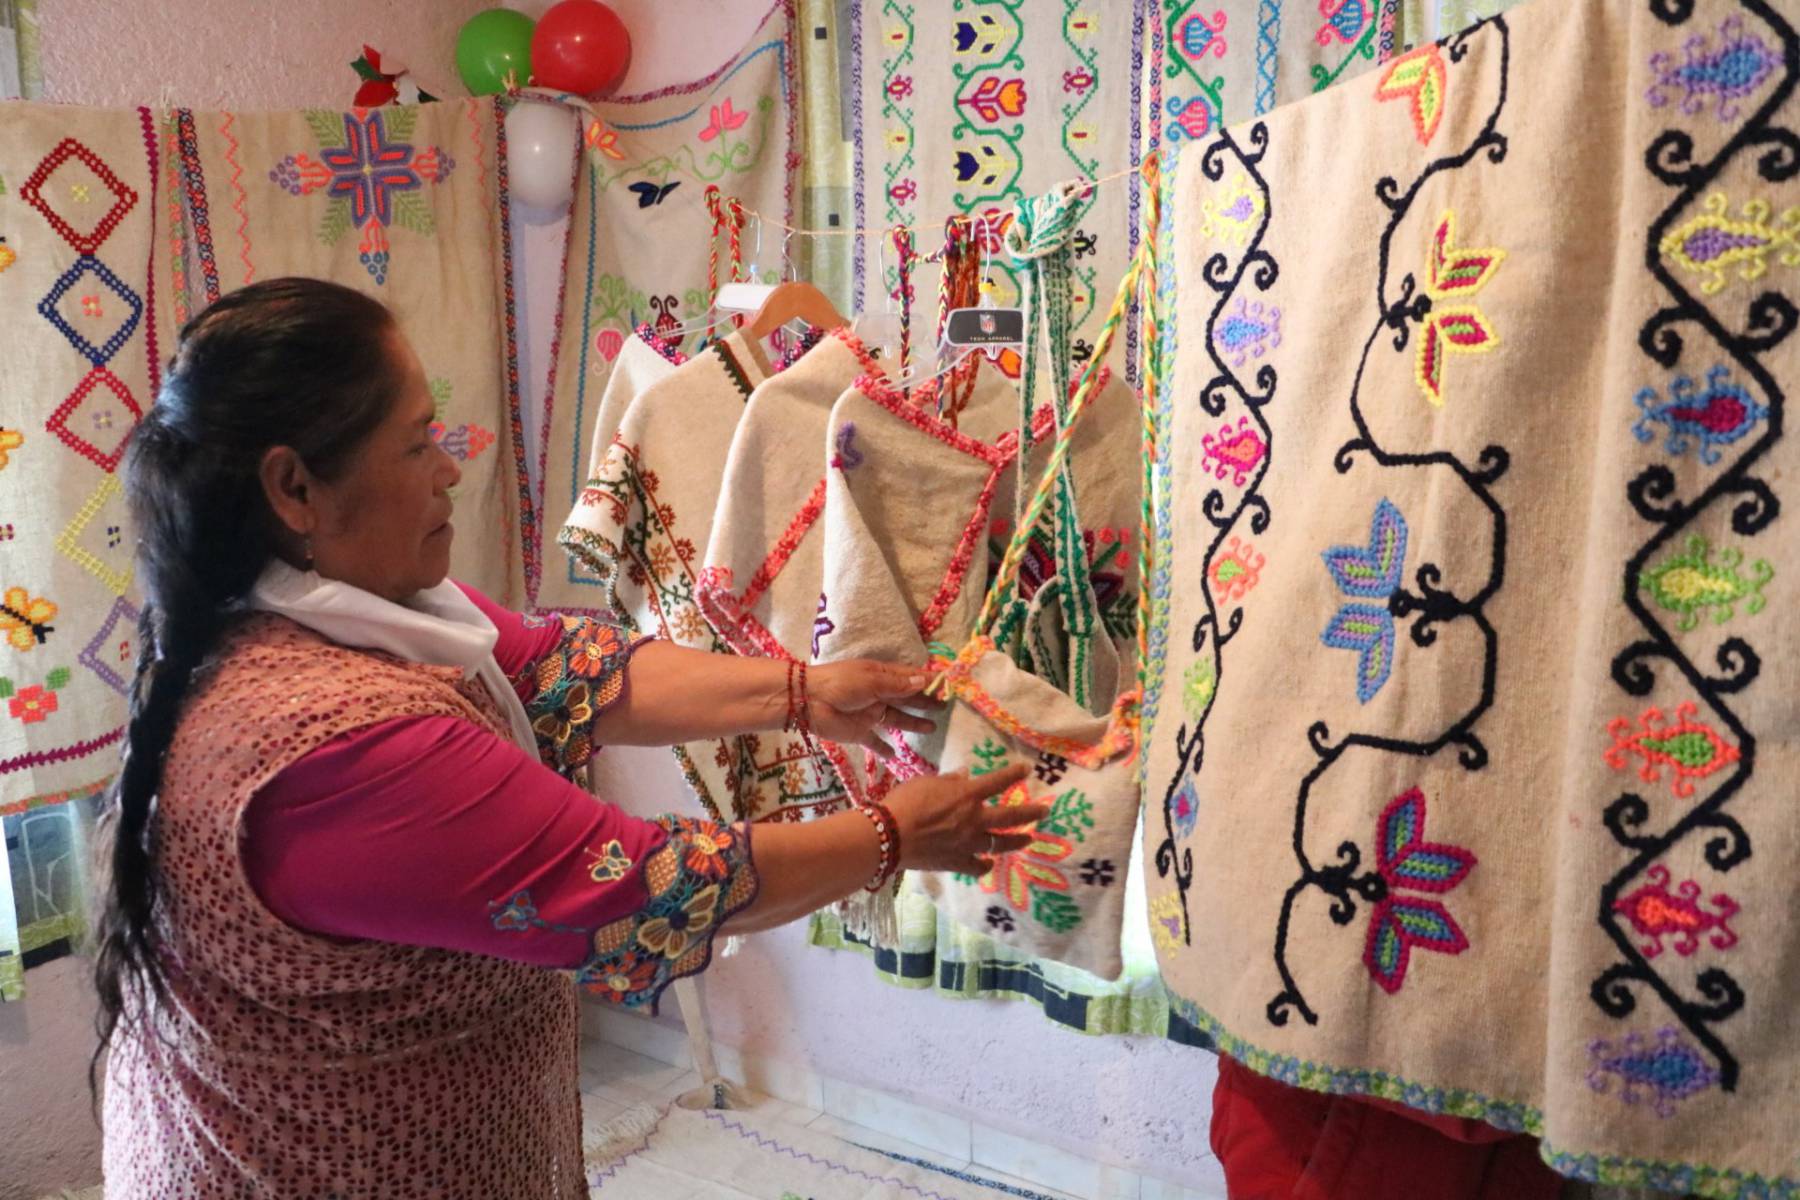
xmin=259 ymin=445 xmax=316 ymax=539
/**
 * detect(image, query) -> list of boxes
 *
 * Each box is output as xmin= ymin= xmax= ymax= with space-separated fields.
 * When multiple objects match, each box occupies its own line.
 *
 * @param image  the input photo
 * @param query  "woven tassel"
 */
xmin=834 ymin=874 xmax=901 ymax=948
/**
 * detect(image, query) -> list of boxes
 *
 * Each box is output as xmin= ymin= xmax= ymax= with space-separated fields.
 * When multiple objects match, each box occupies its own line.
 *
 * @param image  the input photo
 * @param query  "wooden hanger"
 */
xmin=744 ymin=281 xmax=846 ymax=342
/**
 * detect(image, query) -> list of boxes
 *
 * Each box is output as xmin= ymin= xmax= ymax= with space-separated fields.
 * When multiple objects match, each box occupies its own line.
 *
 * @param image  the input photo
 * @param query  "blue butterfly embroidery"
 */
xmin=628 ymin=180 xmax=681 ymax=209
xmin=1319 ymin=497 xmax=1408 ymax=704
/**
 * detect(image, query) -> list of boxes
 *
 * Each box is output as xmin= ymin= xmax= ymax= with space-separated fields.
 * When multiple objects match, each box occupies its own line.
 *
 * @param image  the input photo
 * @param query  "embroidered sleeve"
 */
xmin=515 ymin=613 xmax=644 ymax=778
xmin=574 ymin=815 xmax=758 ymax=1012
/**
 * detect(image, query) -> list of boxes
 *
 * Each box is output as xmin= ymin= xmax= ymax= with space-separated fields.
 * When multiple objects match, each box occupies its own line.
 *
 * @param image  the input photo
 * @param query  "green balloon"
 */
xmin=456 ymin=9 xmax=535 ymax=96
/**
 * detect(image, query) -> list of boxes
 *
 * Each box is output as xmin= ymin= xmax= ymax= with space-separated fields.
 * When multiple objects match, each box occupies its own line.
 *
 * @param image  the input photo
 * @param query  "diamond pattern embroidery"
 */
xmin=55 ymin=473 xmax=134 ymax=596
xmin=38 ymin=257 xmax=143 ymax=366
xmin=18 ymin=139 xmax=138 ymax=255
xmin=45 ymin=368 xmax=142 ymax=473
xmin=81 ymin=595 xmax=141 ymax=696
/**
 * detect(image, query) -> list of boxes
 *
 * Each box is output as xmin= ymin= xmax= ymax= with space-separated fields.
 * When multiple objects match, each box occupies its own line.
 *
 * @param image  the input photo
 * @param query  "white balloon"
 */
xmin=504 ymin=100 xmax=579 ymax=212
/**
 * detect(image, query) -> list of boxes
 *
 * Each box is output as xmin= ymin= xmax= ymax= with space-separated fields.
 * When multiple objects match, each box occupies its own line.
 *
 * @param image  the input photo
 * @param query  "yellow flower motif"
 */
xmin=885 ymin=128 xmax=911 ymax=152
xmin=1150 ymin=891 xmax=1186 ymax=953
xmin=0 ymin=428 xmax=22 ymax=471
xmin=587 ymin=839 xmax=634 ymax=883
xmin=585 ymin=120 xmax=625 ymax=161
xmin=883 ymin=21 xmax=909 ymax=48
xmin=636 ymin=885 xmax=721 ymax=960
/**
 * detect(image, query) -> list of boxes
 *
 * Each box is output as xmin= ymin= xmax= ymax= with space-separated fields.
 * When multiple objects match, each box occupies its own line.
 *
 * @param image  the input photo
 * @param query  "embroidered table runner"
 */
xmin=166 ymin=100 xmax=516 ymax=600
xmin=0 ymin=102 xmax=167 ymax=995
xmin=1144 ymin=0 xmax=1797 ymax=1190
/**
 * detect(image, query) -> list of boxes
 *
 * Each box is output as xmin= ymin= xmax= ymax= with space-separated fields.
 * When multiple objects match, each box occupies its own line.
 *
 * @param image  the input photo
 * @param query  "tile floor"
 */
xmin=578 ymin=1040 xmax=1227 ymax=1200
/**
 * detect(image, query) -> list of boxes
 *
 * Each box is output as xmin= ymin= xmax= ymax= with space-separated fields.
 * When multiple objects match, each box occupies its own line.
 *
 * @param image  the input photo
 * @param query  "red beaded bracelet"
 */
xmin=855 ymin=800 xmax=902 ymax=893
xmin=783 ymin=659 xmax=817 ymax=753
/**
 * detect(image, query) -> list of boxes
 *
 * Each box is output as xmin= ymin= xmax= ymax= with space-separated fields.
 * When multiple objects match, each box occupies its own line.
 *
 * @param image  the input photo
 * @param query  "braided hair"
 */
xmin=91 ymin=278 xmax=403 ymax=1098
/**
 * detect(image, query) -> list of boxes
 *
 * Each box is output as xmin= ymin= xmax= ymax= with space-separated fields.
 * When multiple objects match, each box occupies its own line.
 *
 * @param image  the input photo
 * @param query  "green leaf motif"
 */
xmin=351 ymin=56 xmax=383 ymax=83
xmin=429 ymin=378 xmax=453 ymax=421
xmin=392 ymin=189 xmax=435 ymax=237
xmin=1031 ymin=890 xmax=1082 ymax=933
xmin=45 ymin=667 xmax=71 ymax=691
xmin=319 ymin=196 xmax=353 ymax=246
xmin=0 ymin=678 xmax=13 ymax=700
xmin=384 ymin=105 xmax=419 ymax=143
xmin=1040 ymin=788 xmax=1094 ymax=841
xmin=970 ymin=738 xmax=1009 ymax=777
xmin=304 ymin=108 xmax=345 ymax=149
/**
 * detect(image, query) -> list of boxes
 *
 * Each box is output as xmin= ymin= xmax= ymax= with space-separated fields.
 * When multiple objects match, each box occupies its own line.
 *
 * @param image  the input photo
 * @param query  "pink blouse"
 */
xmin=242 ymin=585 xmax=754 ymax=1004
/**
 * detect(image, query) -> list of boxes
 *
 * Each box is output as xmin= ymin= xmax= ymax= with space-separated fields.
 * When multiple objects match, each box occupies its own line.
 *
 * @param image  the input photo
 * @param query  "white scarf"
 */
xmin=249 ymin=562 xmax=539 ymax=755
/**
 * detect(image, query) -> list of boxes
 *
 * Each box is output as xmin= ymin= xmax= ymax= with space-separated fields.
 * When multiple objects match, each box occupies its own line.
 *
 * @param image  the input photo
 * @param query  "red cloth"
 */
xmin=242 ymin=585 xmax=664 ymax=969
xmin=1209 ymin=1057 xmax=1563 ymax=1200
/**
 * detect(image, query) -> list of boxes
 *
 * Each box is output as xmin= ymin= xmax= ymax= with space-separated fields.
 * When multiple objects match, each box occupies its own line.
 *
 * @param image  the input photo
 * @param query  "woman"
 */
xmin=94 ymin=278 xmax=1040 ymax=1198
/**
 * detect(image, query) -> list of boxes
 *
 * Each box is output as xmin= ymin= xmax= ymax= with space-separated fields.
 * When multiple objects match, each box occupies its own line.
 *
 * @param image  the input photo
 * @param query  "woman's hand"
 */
xmin=884 ymin=764 xmax=1047 ymax=876
xmin=806 ymin=660 xmax=940 ymax=750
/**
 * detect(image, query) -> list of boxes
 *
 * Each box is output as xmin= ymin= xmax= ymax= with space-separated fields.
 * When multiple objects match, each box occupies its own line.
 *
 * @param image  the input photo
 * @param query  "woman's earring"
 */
xmin=302 ymin=535 xmax=315 ymax=571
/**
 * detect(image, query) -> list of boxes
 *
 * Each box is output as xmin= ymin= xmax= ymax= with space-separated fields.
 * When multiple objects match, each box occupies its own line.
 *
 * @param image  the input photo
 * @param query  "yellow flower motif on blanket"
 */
xmin=979 ymin=781 xmax=1076 ymax=911
xmin=1150 ymin=891 xmax=1186 ymax=952
xmin=587 ymin=840 xmax=634 ymax=883
xmin=1198 ymin=173 xmax=1265 ymax=246
xmin=1413 ymin=210 xmax=1505 ymax=407
xmin=636 ymin=884 xmax=721 ymax=959
xmin=1660 ymin=191 xmax=1800 ymax=296
xmin=0 ymin=428 xmax=23 ymax=471
xmin=0 ymin=587 xmax=58 ymax=652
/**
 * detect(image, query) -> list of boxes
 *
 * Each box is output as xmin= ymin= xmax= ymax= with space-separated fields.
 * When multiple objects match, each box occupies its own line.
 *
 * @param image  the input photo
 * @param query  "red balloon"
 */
xmin=531 ymin=0 xmax=632 ymax=97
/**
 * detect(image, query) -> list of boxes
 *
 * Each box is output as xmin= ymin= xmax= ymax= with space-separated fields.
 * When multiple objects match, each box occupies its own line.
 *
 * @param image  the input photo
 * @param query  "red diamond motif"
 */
xmin=46 ymin=367 xmax=142 ymax=472
xmin=19 ymin=139 xmax=139 ymax=255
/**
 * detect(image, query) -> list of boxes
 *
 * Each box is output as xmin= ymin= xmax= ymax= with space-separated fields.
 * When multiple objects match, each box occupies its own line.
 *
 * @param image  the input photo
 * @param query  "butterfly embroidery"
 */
xmin=1318 ymin=497 xmax=1409 ymax=704
xmin=628 ymin=180 xmax=681 ymax=209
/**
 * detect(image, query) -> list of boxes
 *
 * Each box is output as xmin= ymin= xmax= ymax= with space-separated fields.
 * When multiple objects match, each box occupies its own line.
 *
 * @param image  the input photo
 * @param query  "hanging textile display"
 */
xmin=915 ymin=182 xmax=1158 ymax=981
xmin=534 ymin=0 xmax=797 ymax=614
xmin=164 ymin=98 xmax=515 ymax=600
xmin=0 ymin=103 xmax=169 ymax=994
xmin=1144 ymin=0 xmax=1795 ymax=1190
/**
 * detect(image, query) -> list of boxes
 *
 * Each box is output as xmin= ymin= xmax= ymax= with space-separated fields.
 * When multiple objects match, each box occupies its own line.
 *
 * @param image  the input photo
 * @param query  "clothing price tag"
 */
xmin=943 ymin=306 xmax=1025 ymax=347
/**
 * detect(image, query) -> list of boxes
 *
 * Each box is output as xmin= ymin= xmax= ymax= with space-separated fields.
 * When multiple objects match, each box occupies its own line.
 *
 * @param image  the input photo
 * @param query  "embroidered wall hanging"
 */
xmin=0 ymin=103 xmax=169 ymax=994
xmin=164 ymin=99 xmax=516 ymax=601
xmin=531 ymin=0 xmax=797 ymax=614
xmin=1142 ymin=0 xmax=1795 ymax=1191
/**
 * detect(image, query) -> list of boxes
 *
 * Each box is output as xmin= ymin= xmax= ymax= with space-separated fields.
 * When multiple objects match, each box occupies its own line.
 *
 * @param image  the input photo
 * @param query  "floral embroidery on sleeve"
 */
xmin=576 ymin=815 xmax=757 ymax=1011
xmin=516 ymin=614 xmax=638 ymax=778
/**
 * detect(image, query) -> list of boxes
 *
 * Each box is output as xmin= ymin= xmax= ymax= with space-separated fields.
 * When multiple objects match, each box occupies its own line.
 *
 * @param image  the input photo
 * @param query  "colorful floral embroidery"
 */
xmin=0 ymin=238 xmax=14 ymax=275
xmin=1201 ymin=415 xmax=1267 ymax=487
xmin=1363 ymin=787 xmax=1476 ymax=994
xmin=697 ymin=98 xmax=750 ymax=143
xmin=959 ymin=75 xmax=1029 ymax=124
xmin=1374 ymin=45 xmax=1448 ymax=145
xmin=486 ymin=888 xmax=584 ymax=935
xmin=0 ymin=587 xmax=58 ymax=651
xmin=520 ymin=613 xmax=634 ymax=778
xmin=0 ymin=428 xmax=22 ymax=471
xmin=1612 ymin=865 xmax=1739 ymax=960
xmin=1168 ymin=4 xmax=1229 ymax=68
xmin=1658 ymin=191 xmax=1800 ymax=296
xmin=636 ymin=884 xmax=723 ymax=959
xmin=1319 ymin=498 xmax=1408 ymax=704
xmin=1214 ymin=296 xmax=1281 ymax=368
xmin=1586 ymin=1027 xmax=1719 ymax=1118
xmin=427 ymin=378 xmax=495 ymax=464
xmin=1647 ymin=17 xmax=1782 ymax=124
xmin=1 ymin=668 xmax=69 ymax=725
xmin=1633 ymin=364 xmax=1769 ymax=465
xmin=978 ymin=781 xmax=1077 ymax=929
xmin=1170 ymin=775 xmax=1199 ymax=838
xmin=1208 ymin=535 xmax=1264 ymax=603
xmin=1604 ymin=700 xmax=1740 ymax=799
xmin=1414 ymin=210 xmax=1505 ymax=407
xmin=1150 ymin=890 xmax=1187 ymax=952
xmin=1639 ymin=533 xmax=1772 ymax=631
xmin=1197 ymin=172 xmax=1264 ymax=244
xmin=587 ymin=839 xmax=635 ymax=884
xmin=269 ymin=107 xmax=454 ymax=285
xmin=1181 ymin=659 xmax=1216 ymax=722
xmin=1317 ymin=0 xmax=1369 ymax=46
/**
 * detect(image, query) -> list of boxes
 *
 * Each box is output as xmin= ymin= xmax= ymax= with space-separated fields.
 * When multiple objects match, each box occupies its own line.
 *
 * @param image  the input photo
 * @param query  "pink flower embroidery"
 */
xmin=698 ymin=98 xmax=749 ymax=143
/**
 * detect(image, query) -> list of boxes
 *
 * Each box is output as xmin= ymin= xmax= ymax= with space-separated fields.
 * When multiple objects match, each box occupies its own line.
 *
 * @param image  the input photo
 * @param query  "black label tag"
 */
xmin=944 ymin=307 xmax=1025 ymax=347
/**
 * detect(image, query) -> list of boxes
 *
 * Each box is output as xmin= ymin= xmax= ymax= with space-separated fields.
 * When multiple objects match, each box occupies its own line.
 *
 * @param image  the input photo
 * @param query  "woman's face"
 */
xmin=271 ymin=331 xmax=462 ymax=601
